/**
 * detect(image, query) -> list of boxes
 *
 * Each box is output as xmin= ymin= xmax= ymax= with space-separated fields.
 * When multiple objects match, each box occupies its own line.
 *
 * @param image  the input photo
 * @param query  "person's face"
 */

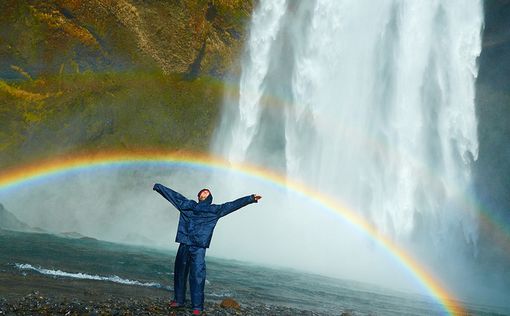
xmin=199 ymin=190 xmax=210 ymax=201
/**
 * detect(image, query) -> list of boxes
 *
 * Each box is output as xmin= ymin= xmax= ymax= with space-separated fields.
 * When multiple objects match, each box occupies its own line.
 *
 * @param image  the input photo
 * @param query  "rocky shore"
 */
xmin=0 ymin=269 xmax=335 ymax=316
xmin=0 ymin=291 xmax=333 ymax=316
xmin=0 ymin=229 xmax=361 ymax=316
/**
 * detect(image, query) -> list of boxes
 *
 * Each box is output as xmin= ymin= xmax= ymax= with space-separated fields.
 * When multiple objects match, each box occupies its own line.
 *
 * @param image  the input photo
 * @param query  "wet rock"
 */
xmin=0 ymin=293 xmax=336 ymax=316
xmin=220 ymin=298 xmax=240 ymax=310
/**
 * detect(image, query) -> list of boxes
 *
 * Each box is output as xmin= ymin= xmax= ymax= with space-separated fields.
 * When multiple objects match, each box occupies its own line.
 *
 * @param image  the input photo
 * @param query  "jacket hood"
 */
xmin=198 ymin=192 xmax=213 ymax=205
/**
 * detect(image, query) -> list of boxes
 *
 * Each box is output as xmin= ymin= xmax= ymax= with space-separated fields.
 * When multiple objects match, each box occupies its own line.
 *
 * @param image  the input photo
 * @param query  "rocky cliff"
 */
xmin=1 ymin=0 xmax=253 ymax=78
xmin=1 ymin=0 xmax=509 ymax=203
xmin=475 ymin=0 xmax=510 ymax=232
xmin=0 ymin=203 xmax=32 ymax=231
xmin=0 ymin=0 xmax=253 ymax=168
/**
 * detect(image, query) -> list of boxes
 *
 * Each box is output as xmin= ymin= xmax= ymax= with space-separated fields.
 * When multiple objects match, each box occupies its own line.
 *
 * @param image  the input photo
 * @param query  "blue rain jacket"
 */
xmin=153 ymin=183 xmax=257 ymax=248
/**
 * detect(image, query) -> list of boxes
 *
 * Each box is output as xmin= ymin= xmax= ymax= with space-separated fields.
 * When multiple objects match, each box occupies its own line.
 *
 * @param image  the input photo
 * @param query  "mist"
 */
xmin=2 ymin=161 xmax=510 ymax=307
xmin=210 ymin=0 xmax=510 ymax=309
xmin=1 ymin=0 xmax=510 ymax=312
xmin=0 ymin=165 xmax=428 ymax=294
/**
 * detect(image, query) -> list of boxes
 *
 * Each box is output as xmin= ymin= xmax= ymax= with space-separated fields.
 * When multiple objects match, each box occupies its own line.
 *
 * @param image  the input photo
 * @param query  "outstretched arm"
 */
xmin=217 ymin=194 xmax=261 ymax=218
xmin=153 ymin=183 xmax=195 ymax=211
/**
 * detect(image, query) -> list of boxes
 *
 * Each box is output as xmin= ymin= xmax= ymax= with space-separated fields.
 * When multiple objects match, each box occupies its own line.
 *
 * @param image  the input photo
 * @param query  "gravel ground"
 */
xmin=0 ymin=291 xmax=339 ymax=316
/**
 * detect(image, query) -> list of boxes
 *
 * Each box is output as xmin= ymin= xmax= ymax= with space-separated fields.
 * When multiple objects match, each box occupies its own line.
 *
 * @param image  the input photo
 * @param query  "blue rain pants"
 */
xmin=153 ymin=183 xmax=257 ymax=311
xmin=174 ymin=243 xmax=207 ymax=310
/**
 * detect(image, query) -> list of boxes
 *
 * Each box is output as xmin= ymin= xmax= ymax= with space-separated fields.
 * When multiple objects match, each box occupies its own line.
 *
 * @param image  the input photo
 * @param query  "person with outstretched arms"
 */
xmin=153 ymin=183 xmax=262 ymax=315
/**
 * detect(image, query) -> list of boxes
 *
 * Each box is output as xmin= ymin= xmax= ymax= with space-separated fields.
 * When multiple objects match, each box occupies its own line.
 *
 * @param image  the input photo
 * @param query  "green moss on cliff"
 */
xmin=0 ymin=0 xmax=254 ymax=169
xmin=0 ymin=70 xmax=224 ymax=168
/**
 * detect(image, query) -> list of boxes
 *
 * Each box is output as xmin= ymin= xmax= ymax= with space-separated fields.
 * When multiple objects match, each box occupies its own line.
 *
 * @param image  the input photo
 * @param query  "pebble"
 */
xmin=0 ymin=291 xmax=350 ymax=315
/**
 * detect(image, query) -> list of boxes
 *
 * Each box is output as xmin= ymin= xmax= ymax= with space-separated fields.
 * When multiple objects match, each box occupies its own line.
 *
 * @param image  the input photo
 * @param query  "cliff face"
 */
xmin=475 ymin=0 xmax=510 ymax=227
xmin=0 ymin=203 xmax=32 ymax=232
xmin=2 ymin=0 xmax=509 ymax=189
xmin=0 ymin=0 xmax=254 ymax=168
xmin=0 ymin=0 xmax=253 ymax=78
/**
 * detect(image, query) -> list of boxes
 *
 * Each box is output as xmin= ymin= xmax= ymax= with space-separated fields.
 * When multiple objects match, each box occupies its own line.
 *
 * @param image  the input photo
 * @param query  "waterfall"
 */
xmin=212 ymin=0 xmax=483 ymax=253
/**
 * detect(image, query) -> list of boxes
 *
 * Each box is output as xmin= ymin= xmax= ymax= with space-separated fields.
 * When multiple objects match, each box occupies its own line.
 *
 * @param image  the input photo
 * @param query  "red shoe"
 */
xmin=169 ymin=300 xmax=183 ymax=308
xmin=192 ymin=309 xmax=203 ymax=315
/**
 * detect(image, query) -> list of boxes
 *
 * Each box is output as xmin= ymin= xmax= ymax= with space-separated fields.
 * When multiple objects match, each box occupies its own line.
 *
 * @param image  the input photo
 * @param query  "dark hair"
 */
xmin=197 ymin=189 xmax=210 ymax=198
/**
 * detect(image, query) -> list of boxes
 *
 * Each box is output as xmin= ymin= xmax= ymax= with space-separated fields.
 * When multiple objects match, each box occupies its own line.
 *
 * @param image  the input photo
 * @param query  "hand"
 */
xmin=253 ymin=194 xmax=262 ymax=202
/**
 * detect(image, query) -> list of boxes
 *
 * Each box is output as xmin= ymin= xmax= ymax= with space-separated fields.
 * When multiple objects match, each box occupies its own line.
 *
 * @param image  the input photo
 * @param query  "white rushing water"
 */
xmin=213 ymin=0 xmax=483 ymax=251
xmin=15 ymin=263 xmax=168 ymax=289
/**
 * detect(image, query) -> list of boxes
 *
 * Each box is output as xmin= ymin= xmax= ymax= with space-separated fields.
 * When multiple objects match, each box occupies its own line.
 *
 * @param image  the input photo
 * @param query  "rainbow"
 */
xmin=0 ymin=149 xmax=466 ymax=315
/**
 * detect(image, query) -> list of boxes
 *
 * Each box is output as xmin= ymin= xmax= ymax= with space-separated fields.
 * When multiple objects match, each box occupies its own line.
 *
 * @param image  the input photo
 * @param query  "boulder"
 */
xmin=219 ymin=298 xmax=240 ymax=310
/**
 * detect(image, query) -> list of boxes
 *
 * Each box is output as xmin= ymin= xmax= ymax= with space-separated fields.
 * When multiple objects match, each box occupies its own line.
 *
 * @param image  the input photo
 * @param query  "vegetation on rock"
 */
xmin=0 ymin=0 xmax=254 ymax=169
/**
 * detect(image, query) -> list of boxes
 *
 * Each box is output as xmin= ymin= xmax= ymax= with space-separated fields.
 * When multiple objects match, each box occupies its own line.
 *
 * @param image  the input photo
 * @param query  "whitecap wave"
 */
xmin=209 ymin=291 xmax=234 ymax=298
xmin=15 ymin=263 xmax=169 ymax=290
